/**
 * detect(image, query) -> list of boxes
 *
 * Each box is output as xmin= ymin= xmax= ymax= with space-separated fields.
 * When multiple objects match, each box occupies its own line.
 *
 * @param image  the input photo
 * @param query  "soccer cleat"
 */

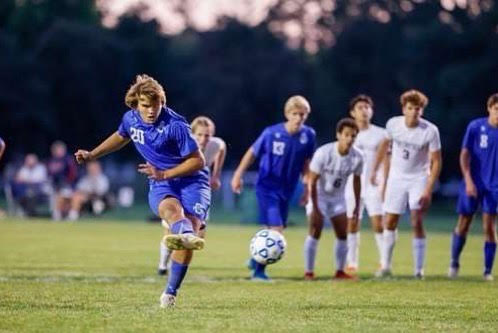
xmin=304 ymin=272 xmax=315 ymax=281
xmin=375 ymin=268 xmax=393 ymax=278
xmin=334 ymin=270 xmax=357 ymax=280
xmin=484 ymin=274 xmax=494 ymax=281
xmin=159 ymin=293 xmax=176 ymax=308
xmin=251 ymin=271 xmax=271 ymax=282
xmin=414 ymin=271 xmax=424 ymax=280
xmin=164 ymin=234 xmax=205 ymax=251
xmin=157 ymin=268 xmax=168 ymax=276
xmin=448 ymin=266 xmax=459 ymax=279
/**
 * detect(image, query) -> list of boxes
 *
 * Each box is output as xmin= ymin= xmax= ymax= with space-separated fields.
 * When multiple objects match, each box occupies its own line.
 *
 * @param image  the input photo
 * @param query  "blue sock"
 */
xmin=248 ymin=258 xmax=257 ymax=271
xmin=253 ymin=261 xmax=267 ymax=277
xmin=170 ymin=218 xmax=193 ymax=234
xmin=450 ymin=232 xmax=467 ymax=268
xmin=484 ymin=242 xmax=497 ymax=275
xmin=165 ymin=260 xmax=189 ymax=296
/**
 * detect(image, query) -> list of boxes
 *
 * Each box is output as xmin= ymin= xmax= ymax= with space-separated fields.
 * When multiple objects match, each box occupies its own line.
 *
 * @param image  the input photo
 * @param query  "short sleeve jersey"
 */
xmin=252 ymin=123 xmax=315 ymax=198
xmin=204 ymin=136 xmax=226 ymax=168
xmin=118 ymin=107 xmax=206 ymax=180
xmin=461 ymin=117 xmax=498 ymax=192
xmin=386 ymin=116 xmax=441 ymax=180
xmin=310 ymin=142 xmax=364 ymax=198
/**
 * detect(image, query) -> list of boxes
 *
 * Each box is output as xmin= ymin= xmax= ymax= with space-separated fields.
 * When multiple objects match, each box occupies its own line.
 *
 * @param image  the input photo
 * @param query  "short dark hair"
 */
xmin=487 ymin=93 xmax=498 ymax=109
xmin=336 ymin=118 xmax=359 ymax=134
xmin=349 ymin=94 xmax=373 ymax=111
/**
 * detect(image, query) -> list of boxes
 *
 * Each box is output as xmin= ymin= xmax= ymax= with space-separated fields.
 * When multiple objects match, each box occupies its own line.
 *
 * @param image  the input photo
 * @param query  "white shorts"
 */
xmin=306 ymin=196 xmax=347 ymax=221
xmin=383 ymin=176 xmax=427 ymax=214
xmin=345 ymin=185 xmax=383 ymax=219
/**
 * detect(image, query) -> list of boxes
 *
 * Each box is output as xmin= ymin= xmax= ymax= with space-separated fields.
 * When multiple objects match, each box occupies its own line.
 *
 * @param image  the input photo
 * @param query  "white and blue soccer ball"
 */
xmin=249 ymin=229 xmax=287 ymax=265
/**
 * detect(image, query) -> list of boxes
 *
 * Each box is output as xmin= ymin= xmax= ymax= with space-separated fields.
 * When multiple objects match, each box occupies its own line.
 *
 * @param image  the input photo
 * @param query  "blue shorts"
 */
xmin=256 ymin=188 xmax=290 ymax=228
xmin=456 ymin=184 xmax=498 ymax=215
xmin=148 ymin=177 xmax=211 ymax=221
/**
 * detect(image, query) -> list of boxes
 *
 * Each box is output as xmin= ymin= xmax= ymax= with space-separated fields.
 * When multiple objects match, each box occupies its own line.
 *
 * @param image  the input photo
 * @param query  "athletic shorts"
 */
xmin=345 ymin=184 xmax=383 ymax=219
xmin=383 ymin=176 xmax=427 ymax=214
xmin=457 ymin=183 xmax=498 ymax=215
xmin=255 ymin=188 xmax=290 ymax=228
xmin=149 ymin=177 xmax=211 ymax=221
xmin=306 ymin=195 xmax=347 ymax=221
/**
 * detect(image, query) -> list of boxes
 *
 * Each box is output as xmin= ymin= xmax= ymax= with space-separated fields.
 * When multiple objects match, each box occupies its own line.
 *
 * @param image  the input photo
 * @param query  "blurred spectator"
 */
xmin=68 ymin=160 xmax=110 ymax=221
xmin=47 ymin=141 xmax=78 ymax=220
xmin=13 ymin=153 xmax=50 ymax=216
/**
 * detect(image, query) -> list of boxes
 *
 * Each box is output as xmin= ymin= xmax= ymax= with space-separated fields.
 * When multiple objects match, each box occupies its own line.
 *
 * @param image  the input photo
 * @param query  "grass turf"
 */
xmin=0 ymin=218 xmax=497 ymax=332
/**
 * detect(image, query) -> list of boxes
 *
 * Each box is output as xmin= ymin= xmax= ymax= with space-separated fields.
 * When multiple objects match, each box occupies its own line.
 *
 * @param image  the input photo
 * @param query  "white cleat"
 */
xmin=375 ymin=268 xmax=393 ymax=278
xmin=414 ymin=271 xmax=425 ymax=280
xmin=163 ymin=234 xmax=205 ymax=251
xmin=159 ymin=293 xmax=176 ymax=308
xmin=448 ymin=266 xmax=459 ymax=279
xmin=484 ymin=274 xmax=494 ymax=282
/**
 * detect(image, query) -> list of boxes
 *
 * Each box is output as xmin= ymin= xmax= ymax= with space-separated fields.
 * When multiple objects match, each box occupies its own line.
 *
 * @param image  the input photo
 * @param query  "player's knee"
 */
xmin=158 ymin=199 xmax=184 ymax=222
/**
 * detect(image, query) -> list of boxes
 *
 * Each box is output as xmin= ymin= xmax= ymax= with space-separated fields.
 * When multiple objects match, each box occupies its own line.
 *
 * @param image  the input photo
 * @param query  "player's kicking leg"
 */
xmin=158 ymin=220 xmax=172 ymax=276
xmin=332 ymin=213 xmax=355 ymax=280
xmin=157 ymin=197 xmax=203 ymax=308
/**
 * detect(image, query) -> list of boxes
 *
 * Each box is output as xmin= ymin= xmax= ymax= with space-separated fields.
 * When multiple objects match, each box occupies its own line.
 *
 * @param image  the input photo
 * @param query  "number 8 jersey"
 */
xmin=386 ymin=116 xmax=441 ymax=180
xmin=309 ymin=142 xmax=364 ymax=198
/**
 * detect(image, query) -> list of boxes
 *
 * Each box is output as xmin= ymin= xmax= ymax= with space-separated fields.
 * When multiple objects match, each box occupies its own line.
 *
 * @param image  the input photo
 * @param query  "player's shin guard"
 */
xmin=347 ymin=232 xmax=360 ymax=269
xmin=335 ymin=239 xmax=348 ymax=272
xmin=170 ymin=218 xmax=194 ymax=234
xmin=165 ymin=260 xmax=189 ymax=296
xmin=304 ymin=235 xmax=318 ymax=273
xmin=450 ymin=232 xmax=467 ymax=268
xmin=412 ymin=238 xmax=426 ymax=276
xmin=484 ymin=242 xmax=497 ymax=275
xmin=381 ymin=230 xmax=396 ymax=270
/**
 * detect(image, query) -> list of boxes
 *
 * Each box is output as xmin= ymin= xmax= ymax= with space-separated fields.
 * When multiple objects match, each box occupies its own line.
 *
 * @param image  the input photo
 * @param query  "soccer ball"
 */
xmin=249 ymin=229 xmax=287 ymax=265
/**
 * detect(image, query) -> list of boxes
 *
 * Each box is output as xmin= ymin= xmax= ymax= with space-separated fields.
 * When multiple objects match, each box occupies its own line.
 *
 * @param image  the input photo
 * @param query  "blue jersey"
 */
xmin=252 ymin=123 xmax=315 ymax=198
xmin=462 ymin=117 xmax=498 ymax=192
xmin=118 ymin=107 xmax=208 ymax=181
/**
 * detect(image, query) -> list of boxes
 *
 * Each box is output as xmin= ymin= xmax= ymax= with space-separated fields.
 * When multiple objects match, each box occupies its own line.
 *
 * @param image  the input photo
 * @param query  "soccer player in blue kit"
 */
xmin=449 ymin=93 xmax=498 ymax=281
xmin=75 ymin=74 xmax=209 ymax=307
xmin=231 ymin=95 xmax=316 ymax=281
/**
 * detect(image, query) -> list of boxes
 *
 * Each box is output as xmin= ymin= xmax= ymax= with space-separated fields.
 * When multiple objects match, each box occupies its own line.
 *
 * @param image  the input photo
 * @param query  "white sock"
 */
xmin=347 ymin=232 xmax=360 ymax=269
xmin=158 ymin=241 xmax=171 ymax=270
xmin=382 ymin=230 xmax=396 ymax=270
xmin=412 ymin=237 xmax=426 ymax=275
xmin=374 ymin=232 xmax=384 ymax=265
xmin=68 ymin=210 xmax=79 ymax=221
xmin=52 ymin=209 xmax=62 ymax=221
xmin=303 ymin=236 xmax=318 ymax=273
xmin=335 ymin=239 xmax=348 ymax=272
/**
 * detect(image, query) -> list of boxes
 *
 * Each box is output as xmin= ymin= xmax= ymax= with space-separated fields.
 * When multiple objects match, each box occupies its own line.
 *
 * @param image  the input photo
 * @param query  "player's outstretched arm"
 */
xmin=138 ymin=150 xmax=205 ymax=181
xmin=371 ymin=138 xmax=390 ymax=185
xmin=211 ymin=140 xmax=227 ymax=190
xmin=75 ymin=132 xmax=130 ymax=164
xmin=459 ymin=148 xmax=477 ymax=197
xmin=231 ymin=147 xmax=256 ymax=194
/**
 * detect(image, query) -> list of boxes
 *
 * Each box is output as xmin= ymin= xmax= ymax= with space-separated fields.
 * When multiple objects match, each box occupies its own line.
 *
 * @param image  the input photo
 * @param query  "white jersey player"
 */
xmin=371 ymin=90 xmax=442 ymax=279
xmin=158 ymin=116 xmax=227 ymax=275
xmin=304 ymin=118 xmax=363 ymax=280
xmin=344 ymin=95 xmax=389 ymax=272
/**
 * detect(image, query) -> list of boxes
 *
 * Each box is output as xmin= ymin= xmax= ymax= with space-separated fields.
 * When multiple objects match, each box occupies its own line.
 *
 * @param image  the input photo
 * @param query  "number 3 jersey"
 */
xmin=310 ymin=142 xmax=364 ymax=198
xmin=386 ymin=116 xmax=441 ymax=180
xmin=461 ymin=117 xmax=498 ymax=192
xmin=117 ymin=107 xmax=208 ymax=181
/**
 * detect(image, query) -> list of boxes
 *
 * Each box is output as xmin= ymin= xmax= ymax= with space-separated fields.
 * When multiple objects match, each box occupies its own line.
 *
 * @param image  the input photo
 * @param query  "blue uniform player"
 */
xmin=75 ymin=75 xmax=209 ymax=307
xmin=231 ymin=95 xmax=315 ymax=281
xmin=449 ymin=93 xmax=498 ymax=281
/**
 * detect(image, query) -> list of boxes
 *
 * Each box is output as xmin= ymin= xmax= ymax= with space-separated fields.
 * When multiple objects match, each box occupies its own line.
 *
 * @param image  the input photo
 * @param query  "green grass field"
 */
xmin=1 ymin=217 xmax=497 ymax=332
